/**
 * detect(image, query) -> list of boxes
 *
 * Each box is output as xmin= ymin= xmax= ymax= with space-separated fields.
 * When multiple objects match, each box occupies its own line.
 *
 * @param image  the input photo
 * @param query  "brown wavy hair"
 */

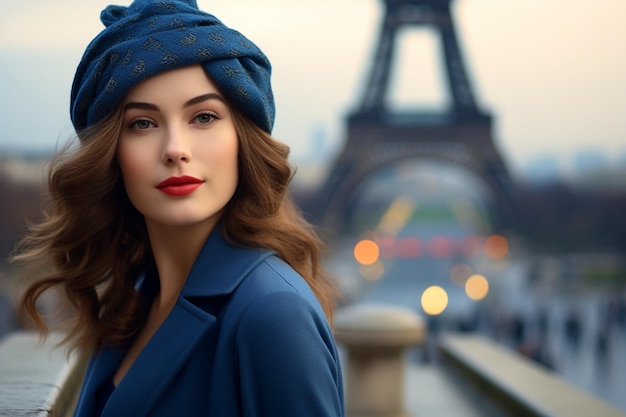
xmin=13 ymin=103 xmax=338 ymax=354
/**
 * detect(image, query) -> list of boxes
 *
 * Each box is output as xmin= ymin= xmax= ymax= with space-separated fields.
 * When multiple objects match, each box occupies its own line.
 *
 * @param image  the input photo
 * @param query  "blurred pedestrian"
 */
xmin=564 ymin=310 xmax=583 ymax=351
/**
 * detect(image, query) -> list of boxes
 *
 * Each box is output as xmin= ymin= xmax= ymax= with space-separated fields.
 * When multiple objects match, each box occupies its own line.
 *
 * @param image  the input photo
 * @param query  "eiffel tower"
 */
xmin=303 ymin=0 xmax=519 ymax=233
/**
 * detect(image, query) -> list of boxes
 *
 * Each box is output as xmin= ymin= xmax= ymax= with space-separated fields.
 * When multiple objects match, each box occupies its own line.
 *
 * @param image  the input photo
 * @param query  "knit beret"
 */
xmin=70 ymin=0 xmax=275 ymax=134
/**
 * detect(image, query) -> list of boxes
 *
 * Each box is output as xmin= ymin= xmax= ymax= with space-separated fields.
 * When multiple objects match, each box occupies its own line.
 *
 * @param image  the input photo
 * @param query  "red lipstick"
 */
xmin=156 ymin=175 xmax=204 ymax=196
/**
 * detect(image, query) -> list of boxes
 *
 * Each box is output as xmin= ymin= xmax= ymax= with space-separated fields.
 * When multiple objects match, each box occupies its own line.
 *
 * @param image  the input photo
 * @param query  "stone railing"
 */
xmin=0 ymin=331 xmax=85 ymax=417
xmin=439 ymin=334 xmax=626 ymax=417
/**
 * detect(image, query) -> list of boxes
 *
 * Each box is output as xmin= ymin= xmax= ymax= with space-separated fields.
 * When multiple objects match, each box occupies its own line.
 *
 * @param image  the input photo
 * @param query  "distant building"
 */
xmin=572 ymin=149 xmax=607 ymax=175
xmin=567 ymin=149 xmax=626 ymax=190
xmin=523 ymin=153 xmax=562 ymax=184
xmin=0 ymin=154 xmax=49 ymax=184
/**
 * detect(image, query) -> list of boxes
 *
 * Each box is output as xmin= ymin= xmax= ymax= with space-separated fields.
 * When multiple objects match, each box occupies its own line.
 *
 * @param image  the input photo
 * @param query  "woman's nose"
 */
xmin=162 ymin=126 xmax=191 ymax=164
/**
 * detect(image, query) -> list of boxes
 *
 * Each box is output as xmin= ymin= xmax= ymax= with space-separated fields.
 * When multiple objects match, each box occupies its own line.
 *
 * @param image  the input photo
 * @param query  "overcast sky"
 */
xmin=1 ymin=0 xmax=625 ymax=178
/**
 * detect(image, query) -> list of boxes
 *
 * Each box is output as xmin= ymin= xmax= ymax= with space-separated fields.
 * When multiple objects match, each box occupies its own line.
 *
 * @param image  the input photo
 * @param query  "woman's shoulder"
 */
xmin=238 ymin=255 xmax=315 ymax=298
xmin=225 ymin=254 xmax=328 ymax=324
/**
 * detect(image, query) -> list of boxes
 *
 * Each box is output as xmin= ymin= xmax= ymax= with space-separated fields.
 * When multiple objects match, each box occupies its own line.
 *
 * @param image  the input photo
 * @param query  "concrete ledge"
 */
xmin=0 ymin=331 xmax=86 ymax=417
xmin=439 ymin=334 xmax=626 ymax=417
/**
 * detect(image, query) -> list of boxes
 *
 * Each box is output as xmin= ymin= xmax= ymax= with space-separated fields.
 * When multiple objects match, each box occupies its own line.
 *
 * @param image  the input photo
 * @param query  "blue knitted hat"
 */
xmin=70 ymin=0 xmax=275 ymax=134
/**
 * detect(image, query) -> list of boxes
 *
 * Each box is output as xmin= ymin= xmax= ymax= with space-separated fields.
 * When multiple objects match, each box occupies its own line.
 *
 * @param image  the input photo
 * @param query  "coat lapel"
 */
xmin=101 ymin=297 xmax=216 ymax=417
xmin=73 ymin=345 xmax=126 ymax=415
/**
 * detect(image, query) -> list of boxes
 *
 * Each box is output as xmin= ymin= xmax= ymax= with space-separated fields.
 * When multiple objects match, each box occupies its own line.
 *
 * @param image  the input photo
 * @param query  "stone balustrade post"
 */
xmin=334 ymin=303 xmax=427 ymax=417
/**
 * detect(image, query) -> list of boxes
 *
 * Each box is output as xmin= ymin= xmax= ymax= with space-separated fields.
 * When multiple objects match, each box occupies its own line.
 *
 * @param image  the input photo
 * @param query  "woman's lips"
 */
xmin=156 ymin=176 xmax=204 ymax=196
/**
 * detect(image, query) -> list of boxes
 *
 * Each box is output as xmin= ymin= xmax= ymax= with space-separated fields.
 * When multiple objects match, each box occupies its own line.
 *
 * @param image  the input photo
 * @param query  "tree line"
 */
xmin=513 ymin=183 xmax=626 ymax=253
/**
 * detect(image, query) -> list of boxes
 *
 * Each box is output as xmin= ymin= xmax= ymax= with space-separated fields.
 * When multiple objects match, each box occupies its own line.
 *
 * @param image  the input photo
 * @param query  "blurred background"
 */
xmin=1 ymin=0 xmax=625 ymax=412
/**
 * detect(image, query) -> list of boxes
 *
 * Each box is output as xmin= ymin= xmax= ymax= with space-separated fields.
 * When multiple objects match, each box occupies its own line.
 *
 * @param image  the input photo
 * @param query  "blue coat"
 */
xmin=72 ymin=230 xmax=345 ymax=417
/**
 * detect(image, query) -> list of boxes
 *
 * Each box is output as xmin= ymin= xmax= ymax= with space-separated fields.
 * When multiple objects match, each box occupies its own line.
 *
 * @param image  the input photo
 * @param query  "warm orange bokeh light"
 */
xmin=484 ymin=234 xmax=508 ymax=260
xmin=421 ymin=285 xmax=449 ymax=315
xmin=354 ymin=239 xmax=380 ymax=265
xmin=465 ymin=274 xmax=489 ymax=300
xmin=450 ymin=263 xmax=472 ymax=286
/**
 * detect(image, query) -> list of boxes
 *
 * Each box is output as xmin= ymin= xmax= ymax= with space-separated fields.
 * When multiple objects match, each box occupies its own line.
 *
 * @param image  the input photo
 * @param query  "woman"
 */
xmin=13 ymin=1 xmax=345 ymax=416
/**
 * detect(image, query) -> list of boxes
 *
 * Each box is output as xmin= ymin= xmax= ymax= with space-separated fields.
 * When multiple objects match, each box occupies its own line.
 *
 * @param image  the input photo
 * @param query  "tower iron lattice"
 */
xmin=303 ymin=0 xmax=519 ymax=233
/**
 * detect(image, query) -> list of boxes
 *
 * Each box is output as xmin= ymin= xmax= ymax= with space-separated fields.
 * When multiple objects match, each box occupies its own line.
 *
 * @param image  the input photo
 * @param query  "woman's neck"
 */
xmin=145 ymin=219 xmax=218 ymax=308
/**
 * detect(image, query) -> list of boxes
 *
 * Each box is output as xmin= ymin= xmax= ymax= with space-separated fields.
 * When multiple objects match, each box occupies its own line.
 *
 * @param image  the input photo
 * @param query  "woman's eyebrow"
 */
xmin=184 ymin=93 xmax=225 ymax=108
xmin=123 ymin=93 xmax=225 ymax=112
xmin=124 ymin=102 xmax=159 ymax=112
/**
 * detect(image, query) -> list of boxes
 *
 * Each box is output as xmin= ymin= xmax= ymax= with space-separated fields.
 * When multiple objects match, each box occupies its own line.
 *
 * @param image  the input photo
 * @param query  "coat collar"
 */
xmin=180 ymin=227 xmax=275 ymax=297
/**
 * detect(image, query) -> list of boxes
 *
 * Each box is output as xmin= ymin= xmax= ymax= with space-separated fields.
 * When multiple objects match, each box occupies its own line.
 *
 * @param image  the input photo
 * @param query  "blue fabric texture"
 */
xmin=71 ymin=229 xmax=345 ymax=417
xmin=70 ymin=0 xmax=275 ymax=133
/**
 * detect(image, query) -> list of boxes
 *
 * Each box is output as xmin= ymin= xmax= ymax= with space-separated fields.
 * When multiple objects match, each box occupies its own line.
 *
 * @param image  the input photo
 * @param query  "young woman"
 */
xmin=13 ymin=1 xmax=345 ymax=416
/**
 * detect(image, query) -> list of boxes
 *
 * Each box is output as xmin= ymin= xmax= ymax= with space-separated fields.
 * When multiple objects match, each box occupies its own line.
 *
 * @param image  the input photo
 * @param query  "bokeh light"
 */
xmin=450 ymin=263 xmax=472 ymax=286
xmin=354 ymin=239 xmax=380 ymax=265
xmin=359 ymin=260 xmax=385 ymax=281
xmin=426 ymin=236 xmax=454 ymax=258
xmin=458 ymin=235 xmax=483 ymax=258
xmin=465 ymin=274 xmax=489 ymax=300
xmin=484 ymin=234 xmax=508 ymax=260
xmin=378 ymin=195 xmax=415 ymax=235
xmin=394 ymin=236 xmax=422 ymax=258
xmin=421 ymin=285 xmax=449 ymax=315
xmin=375 ymin=236 xmax=394 ymax=259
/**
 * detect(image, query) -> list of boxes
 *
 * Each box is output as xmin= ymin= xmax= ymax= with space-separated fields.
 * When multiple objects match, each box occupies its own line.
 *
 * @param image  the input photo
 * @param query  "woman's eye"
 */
xmin=192 ymin=111 xmax=219 ymax=125
xmin=129 ymin=119 xmax=155 ymax=130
